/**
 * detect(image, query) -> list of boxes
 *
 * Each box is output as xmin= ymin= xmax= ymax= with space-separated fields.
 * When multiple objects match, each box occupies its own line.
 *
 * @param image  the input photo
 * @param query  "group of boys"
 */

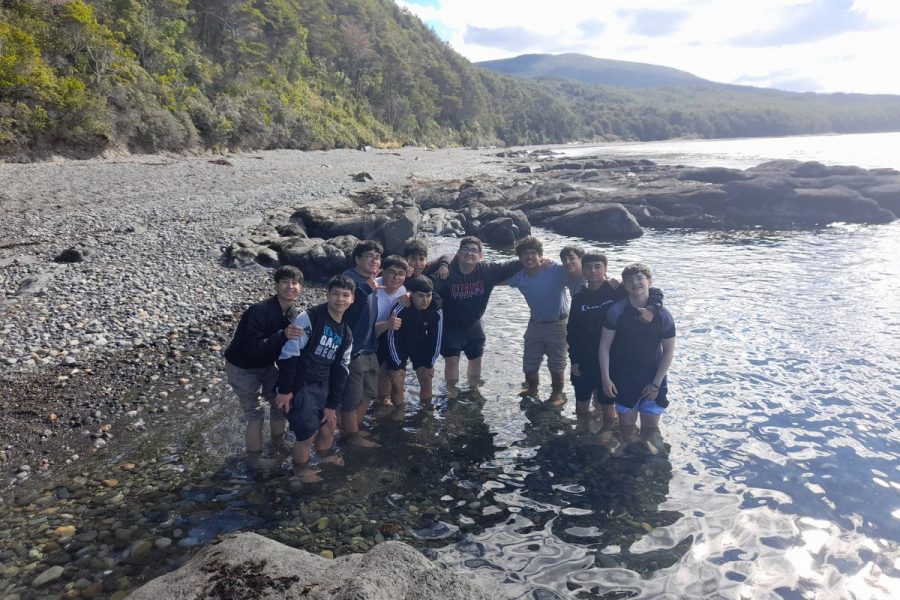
xmin=223 ymin=234 xmax=676 ymax=481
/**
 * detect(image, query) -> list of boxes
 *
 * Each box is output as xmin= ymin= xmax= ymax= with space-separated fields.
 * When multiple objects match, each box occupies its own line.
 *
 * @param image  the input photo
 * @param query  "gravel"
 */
xmin=0 ymin=147 xmax=509 ymax=470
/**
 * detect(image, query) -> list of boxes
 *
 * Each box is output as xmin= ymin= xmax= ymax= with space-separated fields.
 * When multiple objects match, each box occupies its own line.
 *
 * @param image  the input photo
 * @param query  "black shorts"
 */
xmin=571 ymin=365 xmax=613 ymax=405
xmin=440 ymin=321 xmax=486 ymax=360
xmin=287 ymin=380 xmax=329 ymax=442
xmin=388 ymin=350 xmax=436 ymax=372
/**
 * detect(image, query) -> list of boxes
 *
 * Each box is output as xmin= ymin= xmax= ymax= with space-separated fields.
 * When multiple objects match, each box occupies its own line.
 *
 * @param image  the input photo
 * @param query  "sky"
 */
xmin=395 ymin=0 xmax=900 ymax=95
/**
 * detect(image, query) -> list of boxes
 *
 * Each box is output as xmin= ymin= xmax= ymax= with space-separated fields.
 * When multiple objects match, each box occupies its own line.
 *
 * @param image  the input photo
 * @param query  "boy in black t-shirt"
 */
xmin=275 ymin=275 xmax=355 ymax=483
xmin=599 ymin=263 xmax=676 ymax=456
xmin=431 ymin=236 xmax=522 ymax=393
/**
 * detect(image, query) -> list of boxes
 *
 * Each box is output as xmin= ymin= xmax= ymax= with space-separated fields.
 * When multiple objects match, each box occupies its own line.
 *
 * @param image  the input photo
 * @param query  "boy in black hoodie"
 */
xmin=275 ymin=275 xmax=355 ymax=483
xmin=224 ymin=266 xmax=304 ymax=457
xmin=386 ymin=276 xmax=444 ymax=414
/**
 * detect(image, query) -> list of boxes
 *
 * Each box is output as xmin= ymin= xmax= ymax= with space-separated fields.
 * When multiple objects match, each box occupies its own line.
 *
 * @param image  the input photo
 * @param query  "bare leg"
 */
xmin=270 ymin=418 xmax=287 ymax=444
xmin=314 ymin=423 xmax=344 ymax=466
xmin=466 ymin=357 xmax=483 ymax=387
xmin=377 ymin=367 xmax=391 ymax=405
xmin=521 ymin=371 xmax=540 ymax=396
xmin=292 ymin=437 xmax=322 ymax=483
xmin=342 ymin=409 xmax=379 ymax=447
xmin=638 ymin=413 xmax=661 ymax=455
xmin=245 ymin=418 xmax=264 ymax=455
xmin=549 ymin=371 xmax=566 ymax=405
xmin=416 ymin=367 xmax=434 ymax=404
xmin=614 ymin=410 xmax=638 ymax=457
xmin=600 ymin=405 xmax=618 ymax=431
xmin=444 ymin=356 xmax=460 ymax=388
xmin=389 ymin=369 xmax=406 ymax=407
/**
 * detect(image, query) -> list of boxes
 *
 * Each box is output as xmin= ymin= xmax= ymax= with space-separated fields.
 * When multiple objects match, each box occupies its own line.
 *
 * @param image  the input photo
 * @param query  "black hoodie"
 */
xmin=386 ymin=294 xmax=444 ymax=369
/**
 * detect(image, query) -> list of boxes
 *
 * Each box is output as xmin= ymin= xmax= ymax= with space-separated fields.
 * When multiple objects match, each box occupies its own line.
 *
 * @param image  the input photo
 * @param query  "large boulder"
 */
xmin=545 ymin=203 xmax=643 ymax=240
xmin=280 ymin=236 xmax=357 ymax=280
xmin=291 ymin=206 xmax=421 ymax=255
xmin=725 ymin=185 xmax=895 ymax=226
xmin=478 ymin=217 xmax=519 ymax=247
xmin=677 ymin=167 xmax=748 ymax=184
xmin=127 ymin=532 xmax=500 ymax=600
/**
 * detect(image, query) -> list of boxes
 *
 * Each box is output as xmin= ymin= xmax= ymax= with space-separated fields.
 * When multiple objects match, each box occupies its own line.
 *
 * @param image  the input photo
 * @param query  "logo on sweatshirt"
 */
xmin=450 ymin=280 xmax=485 ymax=300
xmin=314 ymin=325 xmax=343 ymax=361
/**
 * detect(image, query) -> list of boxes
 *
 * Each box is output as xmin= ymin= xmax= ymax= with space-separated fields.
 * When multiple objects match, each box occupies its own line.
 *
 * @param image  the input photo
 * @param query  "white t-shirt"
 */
xmin=375 ymin=278 xmax=407 ymax=323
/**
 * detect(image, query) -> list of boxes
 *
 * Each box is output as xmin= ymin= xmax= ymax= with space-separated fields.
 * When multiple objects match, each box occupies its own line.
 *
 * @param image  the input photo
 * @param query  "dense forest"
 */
xmin=2 ymin=0 xmax=900 ymax=159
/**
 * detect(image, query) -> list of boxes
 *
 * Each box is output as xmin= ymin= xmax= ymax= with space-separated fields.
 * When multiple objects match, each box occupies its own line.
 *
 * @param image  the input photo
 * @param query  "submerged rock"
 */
xmin=128 ymin=532 xmax=500 ymax=600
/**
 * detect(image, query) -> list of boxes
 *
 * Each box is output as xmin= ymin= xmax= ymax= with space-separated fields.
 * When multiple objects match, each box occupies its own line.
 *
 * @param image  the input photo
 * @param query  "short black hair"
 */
xmin=581 ymin=252 xmax=608 ymax=267
xmin=381 ymin=255 xmax=409 ymax=274
xmin=514 ymin=236 xmax=543 ymax=257
xmin=458 ymin=236 xmax=482 ymax=253
xmin=327 ymin=274 xmax=356 ymax=294
xmin=559 ymin=245 xmax=585 ymax=260
xmin=351 ymin=240 xmax=384 ymax=260
xmin=403 ymin=239 xmax=428 ymax=259
xmin=273 ymin=265 xmax=303 ymax=283
xmin=405 ymin=275 xmax=433 ymax=294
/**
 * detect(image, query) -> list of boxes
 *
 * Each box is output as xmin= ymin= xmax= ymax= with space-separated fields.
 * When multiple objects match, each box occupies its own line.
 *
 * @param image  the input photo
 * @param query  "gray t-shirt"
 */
xmin=506 ymin=263 xmax=580 ymax=321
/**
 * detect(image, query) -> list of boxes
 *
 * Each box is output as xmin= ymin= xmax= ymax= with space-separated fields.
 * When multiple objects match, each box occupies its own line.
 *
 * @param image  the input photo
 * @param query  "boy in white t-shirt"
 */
xmin=373 ymin=256 xmax=409 ymax=408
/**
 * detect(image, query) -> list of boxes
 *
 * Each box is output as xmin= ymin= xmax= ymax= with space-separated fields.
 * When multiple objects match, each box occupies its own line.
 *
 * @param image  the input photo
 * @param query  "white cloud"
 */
xmin=395 ymin=0 xmax=900 ymax=94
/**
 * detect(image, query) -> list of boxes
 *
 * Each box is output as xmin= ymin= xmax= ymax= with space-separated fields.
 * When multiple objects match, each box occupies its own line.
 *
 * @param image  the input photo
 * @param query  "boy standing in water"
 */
xmin=373 ymin=255 xmax=410 ymax=407
xmin=568 ymin=254 xmax=664 ymax=428
xmin=559 ymin=246 xmax=586 ymax=293
xmin=330 ymin=240 xmax=383 ymax=449
xmin=224 ymin=266 xmax=304 ymax=458
xmin=600 ymin=263 xmax=675 ymax=455
xmin=275 ymin=275 xmax=355 ymax=482
xmin=505 ymin=237 xmax=581 ymax=402
xmin=386 ymin=275 xmax=444 ymax=413
xmin=430 ymin=236 xmax=522 ymax=393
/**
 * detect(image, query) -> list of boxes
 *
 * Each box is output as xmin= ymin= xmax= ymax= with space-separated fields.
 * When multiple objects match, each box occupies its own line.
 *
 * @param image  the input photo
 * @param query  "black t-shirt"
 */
xmin=431 ymin=257 xmax=521 ymax=329
xmin=604 ymin=299 xmax=676 ymax=380
xmin=567 ymin=282 xmax=622 ymax=369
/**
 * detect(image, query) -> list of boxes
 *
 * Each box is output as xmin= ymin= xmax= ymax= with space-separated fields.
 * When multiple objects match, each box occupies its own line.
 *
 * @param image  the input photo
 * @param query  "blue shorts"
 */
xmin=287 ymin=380 xmax=329 ymax=441
xmin=615 ymin=397 xmax=666 ymax=416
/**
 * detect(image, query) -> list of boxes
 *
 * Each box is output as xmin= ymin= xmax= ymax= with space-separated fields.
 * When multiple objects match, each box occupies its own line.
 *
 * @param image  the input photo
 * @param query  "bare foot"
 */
xmin=319 ymin=453 xmax=346 ymax=467
xmin=642 ymin=440 xmax=659 ymax=456
xmin=610 ymin=440 xmax=627 ymax=457
xmin=447 ymin=385 xmax=460 ymax=399
xmin=549 ymin=390 xmax=566 ymax=406
xmin=390 ymin=407 xmax=405 ymax=422
xmin=293 ymin=466 xmax=324 ymax=483
xmin=347 ymin=434 xmax=380 ymax=448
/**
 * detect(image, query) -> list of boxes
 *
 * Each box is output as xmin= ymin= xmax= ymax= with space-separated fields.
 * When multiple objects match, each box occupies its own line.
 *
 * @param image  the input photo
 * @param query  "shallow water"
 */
xmin=429 ymin=224 xmax=900 ymax=598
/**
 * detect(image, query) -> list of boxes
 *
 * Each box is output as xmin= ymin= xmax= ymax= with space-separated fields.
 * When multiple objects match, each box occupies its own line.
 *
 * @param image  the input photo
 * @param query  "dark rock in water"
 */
xmin=352 ymin=172 xmax=373 ymax=182
xmin=545 ymin=203 xmax=643 ymax=240
xmin=478 ymin=217 xmax=518 ymax=247
xmin=859 ymin=182 xmax=900 ymax=216
xmin=677 ymin=167 xmax=748 ymax=184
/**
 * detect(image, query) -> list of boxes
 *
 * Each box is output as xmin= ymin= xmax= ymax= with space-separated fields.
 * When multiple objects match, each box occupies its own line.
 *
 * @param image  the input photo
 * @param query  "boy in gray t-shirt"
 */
xmin=505 ymin=236 xmax=581 ymax=403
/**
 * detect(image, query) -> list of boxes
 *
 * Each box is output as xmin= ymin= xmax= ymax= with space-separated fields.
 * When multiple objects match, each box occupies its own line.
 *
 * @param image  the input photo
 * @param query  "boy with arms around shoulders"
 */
xmin=224 ymin=266 xmax=305 ymax=458
xmin=599 ymin=263 xmax=675 ymax=456
xmin=386 ymin=275 xmax=444 ymax=415
xmin=505 ymin=236 xmax=582 ymax=402
xmin=430 ymin=236 xmax=522 ymax=392
xmin=330 ymin=240 xmax=383 ymax=449
xmin=568 ymin=254 xmax=664 ymax=429
xmin=275 ymin=275 xmax=356 ymax=483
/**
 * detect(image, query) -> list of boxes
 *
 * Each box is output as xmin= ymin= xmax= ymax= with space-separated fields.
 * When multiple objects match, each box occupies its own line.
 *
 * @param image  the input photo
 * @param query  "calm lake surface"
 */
xmin=9 ymin=134 xmax=898 ymax=599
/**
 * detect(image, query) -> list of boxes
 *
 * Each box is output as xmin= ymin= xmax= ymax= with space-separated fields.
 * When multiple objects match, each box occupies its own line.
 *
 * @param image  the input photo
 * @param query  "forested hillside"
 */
xmin=2 ymin=0 xmax=900 ymax=160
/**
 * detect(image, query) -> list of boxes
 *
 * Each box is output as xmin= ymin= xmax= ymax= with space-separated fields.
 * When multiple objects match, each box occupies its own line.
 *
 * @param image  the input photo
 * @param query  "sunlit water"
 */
xmin=552 ymin=131 xmax=900 ymax=170
xmin=12 ymin=134 xmax=897 ymax=598
xmin=426 ymin=223 xmax=900 ymax=599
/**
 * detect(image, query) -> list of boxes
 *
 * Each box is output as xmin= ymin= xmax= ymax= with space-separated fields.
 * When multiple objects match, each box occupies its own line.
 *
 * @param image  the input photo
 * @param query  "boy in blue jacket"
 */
xmin=275 ymin=275 xmax=356 ymax=483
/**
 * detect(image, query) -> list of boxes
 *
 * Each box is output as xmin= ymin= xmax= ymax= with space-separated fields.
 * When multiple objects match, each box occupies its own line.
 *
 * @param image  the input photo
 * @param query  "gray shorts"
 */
xmin=287 ymin=380 xmax=329 ymax=442
xmin=522 ymin=318 xmax=568 ymax=374
xmin=224 ymin=360 xmax=285 ymax=422
xmin=341 ymin=352 xmax=379 ymax=411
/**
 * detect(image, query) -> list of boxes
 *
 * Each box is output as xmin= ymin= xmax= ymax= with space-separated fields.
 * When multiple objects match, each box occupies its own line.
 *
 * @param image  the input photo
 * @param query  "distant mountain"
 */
xmin=477 ymin=53 xmax=716 ymax=88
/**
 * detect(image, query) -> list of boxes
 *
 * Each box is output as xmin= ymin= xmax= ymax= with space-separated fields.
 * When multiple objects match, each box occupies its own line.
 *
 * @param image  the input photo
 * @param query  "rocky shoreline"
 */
xmin=1 ymin=144 xmax=898 ymax=598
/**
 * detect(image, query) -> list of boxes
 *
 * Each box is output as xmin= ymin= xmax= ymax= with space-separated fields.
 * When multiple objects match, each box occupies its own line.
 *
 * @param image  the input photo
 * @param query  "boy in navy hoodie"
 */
xmin=386 ymin=276 xmax=443 ymax=414
xmin=275 ymin=275 xmax=355 ymax=483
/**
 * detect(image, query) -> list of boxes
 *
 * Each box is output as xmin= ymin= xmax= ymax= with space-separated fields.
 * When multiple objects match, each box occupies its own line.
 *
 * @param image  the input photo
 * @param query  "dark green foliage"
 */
xmin=1 ymin=0 xmax=900 ymax=159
